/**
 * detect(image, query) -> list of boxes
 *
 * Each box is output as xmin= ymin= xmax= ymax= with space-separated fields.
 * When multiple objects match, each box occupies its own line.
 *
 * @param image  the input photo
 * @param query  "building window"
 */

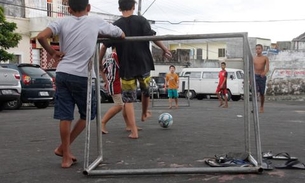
xmin=218 ymin=48 xmax=226 ymax=57
xmin=196 ymin=48 xmax=202 ymax=60
xmin=10 ymin=55 xmax=21 ymax=64
xmin=263 ymin=46 xmax=270 ymax=51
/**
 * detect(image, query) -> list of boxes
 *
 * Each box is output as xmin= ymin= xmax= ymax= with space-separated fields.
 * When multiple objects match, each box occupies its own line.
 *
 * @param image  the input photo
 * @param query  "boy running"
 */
xmin=99 ymin=46 xmax=141 ymax=133
xmin=99 ymin=46 xmax=126 ymax=134
xmin=104 ymin=0 xmax=171 ymax=139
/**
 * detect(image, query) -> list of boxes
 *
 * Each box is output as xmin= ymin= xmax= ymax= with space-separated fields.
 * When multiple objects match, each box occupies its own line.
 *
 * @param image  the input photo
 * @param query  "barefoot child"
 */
xmin=103 ymin=0 xmax=171 ymax=139
xmin=165 ymin=65 xmax=179 ymax=109
xmin=254 ymin=44 xmax=269 ymax=113
xmin=216 ymin=62 xmax=228 ymax=108
xmin=37 ymin=0 xmax=124 ymax=168
xmin=99 ymin=46 xmax=141 ymax=133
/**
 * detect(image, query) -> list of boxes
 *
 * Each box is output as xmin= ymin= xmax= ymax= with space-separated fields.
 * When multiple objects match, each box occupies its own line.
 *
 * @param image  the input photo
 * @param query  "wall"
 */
xmin=5 ymin=16 xmax=31 ymax=63
xmin=266 ymin=51 xmax=305 ymax=97
xmin=1 ymin=0 xmax=25 ymax=17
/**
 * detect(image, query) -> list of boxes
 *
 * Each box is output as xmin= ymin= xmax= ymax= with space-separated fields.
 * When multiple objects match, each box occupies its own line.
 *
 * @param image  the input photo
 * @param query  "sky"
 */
xmin=89 ymin=0 xmax=305 ymax=43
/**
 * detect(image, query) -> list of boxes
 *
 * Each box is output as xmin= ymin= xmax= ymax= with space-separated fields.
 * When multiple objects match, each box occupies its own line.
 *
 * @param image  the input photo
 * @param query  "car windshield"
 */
xmin=20 ymin=66 xmax=46 ymax=76
xmin=153 ymin=77 xmax=165 ymax=83
xmin=46 ymin=70 xmax=56 ymax=77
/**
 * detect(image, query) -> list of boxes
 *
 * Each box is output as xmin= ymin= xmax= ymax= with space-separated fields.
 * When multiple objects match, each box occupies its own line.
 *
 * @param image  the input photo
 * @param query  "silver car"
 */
xmin=152 ymin=76 xmax=167 ymax=97
xmin=0 ymin=67 xmax=21 ymax=111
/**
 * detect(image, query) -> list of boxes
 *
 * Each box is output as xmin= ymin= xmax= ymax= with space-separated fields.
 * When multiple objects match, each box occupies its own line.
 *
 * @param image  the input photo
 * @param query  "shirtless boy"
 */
xmin=253 ymin=44 xmax=269 ymax=113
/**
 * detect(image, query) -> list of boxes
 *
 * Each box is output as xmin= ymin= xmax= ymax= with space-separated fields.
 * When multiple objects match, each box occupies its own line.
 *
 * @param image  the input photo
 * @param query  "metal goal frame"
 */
xmin=83 ymin=32 xmax=263 ymax=176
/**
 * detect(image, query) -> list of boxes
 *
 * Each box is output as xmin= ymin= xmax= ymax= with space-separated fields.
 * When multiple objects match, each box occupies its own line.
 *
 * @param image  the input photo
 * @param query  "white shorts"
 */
xmin=112 ymin=94 xmax=124 ymax=106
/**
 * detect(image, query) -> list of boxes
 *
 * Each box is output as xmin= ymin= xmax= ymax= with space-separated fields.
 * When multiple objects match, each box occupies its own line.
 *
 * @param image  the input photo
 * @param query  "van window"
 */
xmin=184 ymin=71 xmax=201 ymax=79
xmin=203 ymin=72 xmax=218 ymax=79
xmin=228 ymin=72 xmax=235 ymax=79
xmin=236 ymin=71 xmax=244 ymax=79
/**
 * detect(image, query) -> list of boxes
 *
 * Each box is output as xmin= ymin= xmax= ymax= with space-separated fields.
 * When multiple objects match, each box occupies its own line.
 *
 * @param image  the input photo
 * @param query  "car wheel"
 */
xmin=34 ymin=101 xmax=50 ymax=109
xmin=108 ymin=96 xmax=114 ymax=103
xmin=100 ymin=91 xmax=107 ymax=103
xmin=0 ymin=102 xmax=4 ymax=111
xmin=221 ymin=90 xmax=232 ymax=101
xmin=156 ymin=90 xmax=160 ymax=99
xmin=185 ymin=90 xmax=195 ymax=99
xmin=231 ymin=95 xmax=241 ymax=101
xmin=197 ymin=94 xmax=204 ymax=100
xmin=5 ymin=99 xmax=22 ymax=110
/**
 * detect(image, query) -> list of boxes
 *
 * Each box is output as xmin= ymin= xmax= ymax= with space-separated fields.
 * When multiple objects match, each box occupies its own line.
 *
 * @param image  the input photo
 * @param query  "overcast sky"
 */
xmin=90 ymin=0 xmax=305 ymax=43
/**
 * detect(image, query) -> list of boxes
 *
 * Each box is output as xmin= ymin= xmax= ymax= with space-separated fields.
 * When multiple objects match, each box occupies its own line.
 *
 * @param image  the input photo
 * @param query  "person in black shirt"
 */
xmin=109 ymin=0 xmax=171 ymax=139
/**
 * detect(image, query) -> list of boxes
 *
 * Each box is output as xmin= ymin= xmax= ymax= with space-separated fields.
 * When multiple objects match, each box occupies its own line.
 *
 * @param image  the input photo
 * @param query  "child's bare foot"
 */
xmin=61 ymin=158 xmax=75 ymax=168
xmin=128 ymin=133 xmax=138 ymax=139
xmin=101 ymin=129 xmax=108 ymax=134
xmin=141 ymin=111 xmax=152 ymax=122
xmin=259 ymin=107 xmax=264 ymax=113
xmin=222 ymin=105 xmax=228 ymax=108
xmin=54 ymin=148 xmax=77 ymax=162
xmin=168 ymin=106 xmax=172 ymax=109
xmin=101 ymin=123 xmax=108 ymax=134
xmin=218 ymin=103 xmax=224 ymax=107
xmin=175 ymin=105 xmax=178 ymax=109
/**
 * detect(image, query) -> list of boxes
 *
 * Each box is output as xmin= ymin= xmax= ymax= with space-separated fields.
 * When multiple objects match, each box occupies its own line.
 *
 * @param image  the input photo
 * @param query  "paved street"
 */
xmin=0 ymin=99 xmax=304 ymax=183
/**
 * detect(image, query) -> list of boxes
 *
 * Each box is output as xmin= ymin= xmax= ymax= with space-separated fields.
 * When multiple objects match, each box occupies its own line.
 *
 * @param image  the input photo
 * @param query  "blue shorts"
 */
xmin=168 ymin=89 xmax=178 ymax=98
xmin=255 ymin=74 xmax=267 ymax=95
xmin=54 ymin=72 xmax=96 ymax=121
xmin=121 ymin=72 xmax=150 ymax=103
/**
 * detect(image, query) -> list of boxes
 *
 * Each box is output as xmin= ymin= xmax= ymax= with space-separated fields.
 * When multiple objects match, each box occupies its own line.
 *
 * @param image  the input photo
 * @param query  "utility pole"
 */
xmin=138 ymin=0 xmax=142 ymax=15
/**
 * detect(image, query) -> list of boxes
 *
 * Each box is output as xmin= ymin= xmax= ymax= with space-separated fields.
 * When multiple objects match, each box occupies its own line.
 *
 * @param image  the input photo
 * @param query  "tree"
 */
xmin=0 ymin=6 xmax=22 ymax=61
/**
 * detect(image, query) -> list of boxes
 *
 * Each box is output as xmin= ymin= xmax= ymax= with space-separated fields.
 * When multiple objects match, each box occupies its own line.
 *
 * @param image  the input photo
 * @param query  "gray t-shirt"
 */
xmin=48 ymin=15 xmax=123 ymax=78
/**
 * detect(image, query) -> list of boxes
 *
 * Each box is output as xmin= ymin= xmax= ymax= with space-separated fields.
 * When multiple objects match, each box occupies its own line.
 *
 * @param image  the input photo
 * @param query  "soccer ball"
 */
xmin=158 ymin=113 xmax=173 ymax=128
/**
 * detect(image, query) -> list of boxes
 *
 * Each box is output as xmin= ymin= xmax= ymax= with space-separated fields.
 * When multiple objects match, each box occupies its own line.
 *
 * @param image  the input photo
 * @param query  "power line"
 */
xmin=2 ymin=1 xmax=305 ymax=25
xmin=154 ymin=19 xmax=305 ymax=25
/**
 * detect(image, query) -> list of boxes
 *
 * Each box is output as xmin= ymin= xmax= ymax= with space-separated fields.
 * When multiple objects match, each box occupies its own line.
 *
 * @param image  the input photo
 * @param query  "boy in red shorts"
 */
xmin=216 ymin=62 xmax=228 ymax=108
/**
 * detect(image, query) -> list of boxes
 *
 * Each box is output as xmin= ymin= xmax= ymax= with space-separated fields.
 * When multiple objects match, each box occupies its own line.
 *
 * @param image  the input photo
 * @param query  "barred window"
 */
xmin=218 ymin=48 xmax=226 ymax=57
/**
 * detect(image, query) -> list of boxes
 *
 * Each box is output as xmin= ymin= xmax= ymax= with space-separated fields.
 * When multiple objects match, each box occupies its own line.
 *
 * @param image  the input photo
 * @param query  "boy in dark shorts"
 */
xmin=254 ymin=44 xmax=269 ymax=113
xmin=37 ymin=0 xmax=124 ymax=168
xmin=105 ymin=0 xmax=172 ymax=139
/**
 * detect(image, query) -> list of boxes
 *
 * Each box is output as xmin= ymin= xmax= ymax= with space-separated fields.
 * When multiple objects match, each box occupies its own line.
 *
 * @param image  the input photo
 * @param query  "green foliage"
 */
xmin=0 ymin=6 xmax=22 ymax=61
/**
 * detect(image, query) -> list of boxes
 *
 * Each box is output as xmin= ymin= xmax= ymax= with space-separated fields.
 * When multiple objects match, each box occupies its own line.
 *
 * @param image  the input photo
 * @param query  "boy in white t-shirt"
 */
xmin=37 ymin=0 xmax=125 ymax=168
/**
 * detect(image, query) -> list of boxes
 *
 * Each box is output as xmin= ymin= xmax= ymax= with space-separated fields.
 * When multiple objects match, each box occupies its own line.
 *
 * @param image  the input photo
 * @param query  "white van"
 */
xmin=179 ymin=68 xmax=244 ymax=101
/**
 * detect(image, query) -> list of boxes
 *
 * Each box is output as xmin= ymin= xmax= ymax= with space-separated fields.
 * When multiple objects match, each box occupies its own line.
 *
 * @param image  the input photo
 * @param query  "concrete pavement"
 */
xmin=0 ymin=99 xmax=304 ymax=183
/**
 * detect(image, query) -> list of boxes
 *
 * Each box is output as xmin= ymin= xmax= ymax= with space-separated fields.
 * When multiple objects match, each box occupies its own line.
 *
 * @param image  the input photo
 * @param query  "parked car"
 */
xmin=0 ymin=63 xmax=55 ymax=109
xmin=136 ymin=78 xmax=160 ymax=100
xmin=0 ymin=67 xmax=21 ymax=111
xmin=152 ymin=76 xmax=167 ymax=97
xmin=44 ymin=68 xmax=56 ymax=90
xmin=92 ymin=77 xmax=113 ymax=103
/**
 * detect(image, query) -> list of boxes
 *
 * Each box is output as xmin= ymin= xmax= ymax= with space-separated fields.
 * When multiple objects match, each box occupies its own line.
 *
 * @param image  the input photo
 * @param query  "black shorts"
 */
xmin=255 ymin=74 xmax=267 ymax=95
xmin=54 ymin=72 xmax=96 ymax=121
